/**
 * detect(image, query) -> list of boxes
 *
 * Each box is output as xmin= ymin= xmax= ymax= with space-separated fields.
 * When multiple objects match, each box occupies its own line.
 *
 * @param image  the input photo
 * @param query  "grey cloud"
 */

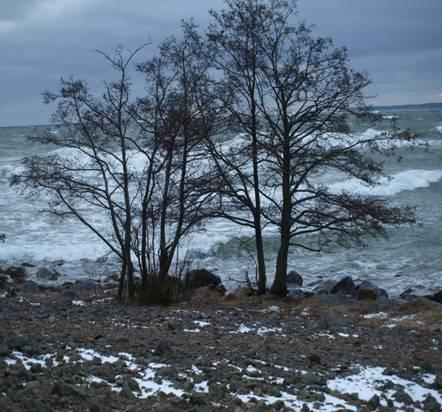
xmin=0 ymin=0 xmax=441 ymax=126
xmin=0 ymin=0 xmax=40 ymax=21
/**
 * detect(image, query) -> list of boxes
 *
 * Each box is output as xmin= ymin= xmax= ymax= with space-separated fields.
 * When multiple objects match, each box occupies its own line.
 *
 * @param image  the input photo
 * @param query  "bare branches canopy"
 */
xmin=12 ymin=0 xmax=415 ymax=300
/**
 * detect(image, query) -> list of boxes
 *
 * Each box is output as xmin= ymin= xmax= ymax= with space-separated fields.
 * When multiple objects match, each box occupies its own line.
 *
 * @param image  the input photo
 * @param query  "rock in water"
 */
xmin=36 ymin=267 xmax=59 ymax=281
xmin=356 ymin=280 xmax=388 ymax=301
xmin=330 ymin=276 xmax=356 ymax=296
xmin=313 ymin=280 xmax=336 ymax=295
xmin=287 ymin=271 xmax=303 ymax=286
xmin=185 ymin=269 xmax=221 ymax=289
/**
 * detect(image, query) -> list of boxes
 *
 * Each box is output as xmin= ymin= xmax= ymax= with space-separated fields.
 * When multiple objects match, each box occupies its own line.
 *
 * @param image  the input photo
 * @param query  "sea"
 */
xmin=1 ymin=108 xmax=442 ymax=295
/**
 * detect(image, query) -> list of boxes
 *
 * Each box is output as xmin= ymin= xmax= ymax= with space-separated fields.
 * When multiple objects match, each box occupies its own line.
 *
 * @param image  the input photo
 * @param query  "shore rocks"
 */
xmin=287 ymin=271 xmax=303 ymax=286
xmin=330 ymin=276 xmax=356 ymax=295
xmin=0 ymin=266 xmax=27 ymax=282
xmin=185 ymin=269 xmax=221 ymax=289
xmin=36 ymin=267 xmax=60 ymax=281
xmin=356 ymin=280 xmax=388 ymax=301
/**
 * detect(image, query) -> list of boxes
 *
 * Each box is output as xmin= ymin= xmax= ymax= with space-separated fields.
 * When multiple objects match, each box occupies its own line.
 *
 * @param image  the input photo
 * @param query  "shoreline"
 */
xmin=1 ymin=275 xmax=442 ymax=411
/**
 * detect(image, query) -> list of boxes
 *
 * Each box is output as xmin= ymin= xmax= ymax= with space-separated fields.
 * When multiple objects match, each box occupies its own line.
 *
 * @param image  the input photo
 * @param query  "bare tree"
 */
xmin=12 ymin=46 xmax=147 ymax=300
xmin=206 ymin=0 xmax=271 ymax=294
xmin=135 ymin=22 xmax=225 ymax=287
xmin=207 ymin=0 xmax=415 ymax=296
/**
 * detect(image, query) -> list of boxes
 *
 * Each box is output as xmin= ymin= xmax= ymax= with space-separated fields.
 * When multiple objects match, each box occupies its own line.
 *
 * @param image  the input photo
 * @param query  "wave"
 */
xmin=434 ymin=125 xmax=442 ymax=133
xmin=330 ymin=169 xmax=442 ymax=197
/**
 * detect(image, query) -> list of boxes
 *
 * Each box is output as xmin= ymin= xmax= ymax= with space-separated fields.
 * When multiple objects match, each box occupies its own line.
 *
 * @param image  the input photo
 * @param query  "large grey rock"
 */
xmin=313 ymin=280 xmax=336 ymax=295
xmin=356 ymin=280 xmax=388 ymax=301
xmin=287 ymin=271 xmax=303 ymax=286
xmin=36 ymin=267 xmax=59 ymax=281
xmin=330 ymin=276 xmax=356 ymax=296
xmin=185 ymin=269 xmax=221 ymax=289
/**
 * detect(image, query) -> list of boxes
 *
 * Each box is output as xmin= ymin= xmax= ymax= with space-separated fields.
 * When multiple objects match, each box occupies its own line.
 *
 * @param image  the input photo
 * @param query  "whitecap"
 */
xmin=329 ymin=169 xmax=442 ymax=197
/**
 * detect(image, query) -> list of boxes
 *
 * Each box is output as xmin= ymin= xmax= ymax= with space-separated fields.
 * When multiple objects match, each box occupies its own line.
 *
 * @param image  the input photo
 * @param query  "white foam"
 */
xmin=433 ymin=125 xmax=442 ymax=133
xmin=330 ymin=169 xmax=442 ymax=197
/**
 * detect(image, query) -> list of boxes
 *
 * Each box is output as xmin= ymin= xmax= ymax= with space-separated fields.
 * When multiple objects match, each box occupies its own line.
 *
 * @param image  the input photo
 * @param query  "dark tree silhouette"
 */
xmin=207 ymin=0 xmax=415 ymax=296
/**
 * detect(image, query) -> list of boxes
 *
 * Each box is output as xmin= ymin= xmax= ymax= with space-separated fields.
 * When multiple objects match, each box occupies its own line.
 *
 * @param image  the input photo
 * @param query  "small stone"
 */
xmin=308 ymin=353 xmax=321 ymax=364
xmin=154 ymin=339 xmax=173 ymax=358
xmin=367 ymin=394 xmax=380 ymax=410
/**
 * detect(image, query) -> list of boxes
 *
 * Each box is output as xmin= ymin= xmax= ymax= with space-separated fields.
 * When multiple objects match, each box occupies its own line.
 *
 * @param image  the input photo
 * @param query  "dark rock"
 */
xmin=3 ymin=266 xmax=27 ymax=282
xmin=154 ymin=339 xmax=173 ymax=358
xmin=0 ymin=274 xmax=8 ymax=290
xmin=423 ymin=394 xmax=441 ymax=412
xmin=393 ymin=389 xmax=413 ymax=405
xmin=185 ymin=269 xmax=221 ymax=289
xmin=36 ymin=267 xmax=59 ymax=281
xmin=21 ymin=262 xmax=35 ymax=268
xmin=367 ymin=394 xmax=380 ymax=410
xmin=287 ymin=271 xmax=303 ymax=286
xmin=313 ymin=280 xmax=336 ymax=295
xmin=0 ymin=344 xmax=9 ymax=356
xmin=6 ymin=335 xmax=29 ymax=351
xmin=330 ymin=276 xmax=356 ymax=296
xmin=435 ymin=373 xmax=442 ymax=389
xmin=427 ymin=290 xmax=442 ymax=304
xmin=308 ymin=353 xmax=321 ymax=364
xmin=356 ymin=280 xmax=388 ymax=301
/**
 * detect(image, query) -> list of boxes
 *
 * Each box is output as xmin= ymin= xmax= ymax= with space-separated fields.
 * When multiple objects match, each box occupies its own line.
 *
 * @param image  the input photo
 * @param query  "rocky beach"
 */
xmin=1 ymin=266 xmax=441 ymax=411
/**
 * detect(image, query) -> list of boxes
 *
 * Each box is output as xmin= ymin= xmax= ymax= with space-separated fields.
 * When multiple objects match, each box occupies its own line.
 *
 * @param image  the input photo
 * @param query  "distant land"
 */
xmin=373 ymin=102 xmax=442 ymax=111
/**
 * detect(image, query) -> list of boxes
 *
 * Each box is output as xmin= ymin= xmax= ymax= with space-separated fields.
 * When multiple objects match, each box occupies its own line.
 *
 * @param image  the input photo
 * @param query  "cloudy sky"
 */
xmin=0 ymin=0 xmax=441 ymax=126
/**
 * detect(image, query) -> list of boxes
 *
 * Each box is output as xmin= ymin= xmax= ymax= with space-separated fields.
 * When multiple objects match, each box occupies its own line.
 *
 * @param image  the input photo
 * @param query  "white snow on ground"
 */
xmin=0 ymin=293 xmax=6 ymax=298
xmin=10 ymin=352 xmax=58 ymax=370
xmin=362 ymin=312 xmax=388 ymax=319
xmin=230 ymin=323 xmax=285 ymax=335
xmin=72 ymin=300 xmax=86 ymax=306
xmin=193 ymin=320 xmax=211 ymax=327
xmin=4 ymin=347 xmax=441 ymax=410
xmin=328 ymin=365 xmax=442 ymax=409
xmin=77 ymin=348 xmax=119 ymax=364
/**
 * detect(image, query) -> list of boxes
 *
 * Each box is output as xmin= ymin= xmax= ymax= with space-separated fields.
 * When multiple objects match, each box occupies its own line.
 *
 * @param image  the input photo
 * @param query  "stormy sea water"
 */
xmin=1 ymin=108 xmax=442 ymax=295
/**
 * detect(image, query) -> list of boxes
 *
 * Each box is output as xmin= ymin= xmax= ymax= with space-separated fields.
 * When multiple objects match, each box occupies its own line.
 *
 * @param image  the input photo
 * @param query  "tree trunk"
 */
xmin=255 ymin=221 xmax=266 ymax=294
xmin=271 ymin=230 xmax=289 ymax=296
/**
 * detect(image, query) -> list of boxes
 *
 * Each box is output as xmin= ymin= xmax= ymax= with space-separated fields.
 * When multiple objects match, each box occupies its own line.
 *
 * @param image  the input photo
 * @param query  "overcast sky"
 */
xmin=0 ymin=0 xmax=441 ymax=126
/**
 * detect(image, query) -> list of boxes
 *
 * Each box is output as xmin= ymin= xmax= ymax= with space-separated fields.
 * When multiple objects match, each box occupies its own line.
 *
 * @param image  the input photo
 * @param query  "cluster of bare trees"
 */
xmin=13 ymin=0 xmax=414 ymax=301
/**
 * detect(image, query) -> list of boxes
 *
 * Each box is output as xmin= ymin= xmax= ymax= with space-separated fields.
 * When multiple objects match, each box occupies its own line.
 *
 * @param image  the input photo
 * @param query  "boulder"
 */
xmin=0 ymin=274 xmax=9 ymax=290
xmin=330 ymin=276 xmax=356 ymax=296
xmin=36 ymin=267 xmax=59 ymax=281
xmin=312 ymin=280 xmax=336 ymax=295
xmin=2 ymin=266 xmax=27 ymax=282
xmin=356 ymin=280 xmax=388 ymax=301
xmin=427 ymin=290 xmax=442 ymax=304
xmin=185 ymin=269 xmax=221 ymax=289
xmin=286 ymin=271 xmax=303 ymax=286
